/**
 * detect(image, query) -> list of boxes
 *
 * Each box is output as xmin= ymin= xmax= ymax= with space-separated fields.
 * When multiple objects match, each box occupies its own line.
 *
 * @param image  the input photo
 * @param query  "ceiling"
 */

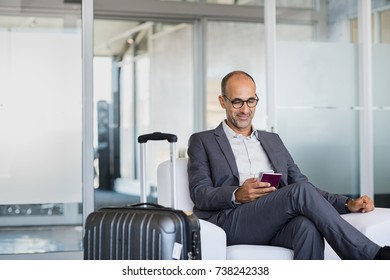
xmin=0 ymin=0 xmax=148 ymax=57
xmin=0 ymin=0 xmax=269 ymax=58
xmin=0 ymin=13 xmax=143 ymax=57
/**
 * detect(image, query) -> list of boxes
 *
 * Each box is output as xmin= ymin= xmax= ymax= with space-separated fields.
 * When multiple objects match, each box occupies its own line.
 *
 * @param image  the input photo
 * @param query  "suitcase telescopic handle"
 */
xmin=138 ymin=132 xmax=177 ymax=143
xmin=138 ymin=132 xmax=178 ymax=208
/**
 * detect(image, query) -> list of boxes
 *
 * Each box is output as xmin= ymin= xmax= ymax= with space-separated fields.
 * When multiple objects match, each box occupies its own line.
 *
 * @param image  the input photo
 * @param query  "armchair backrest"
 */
xmin=156 ymin=157 xmax=194 ymax=211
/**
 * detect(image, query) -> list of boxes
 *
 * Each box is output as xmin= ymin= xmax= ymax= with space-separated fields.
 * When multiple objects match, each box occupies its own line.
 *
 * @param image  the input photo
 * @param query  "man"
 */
xmin=187 ymin=70 xmax=390 ymax=259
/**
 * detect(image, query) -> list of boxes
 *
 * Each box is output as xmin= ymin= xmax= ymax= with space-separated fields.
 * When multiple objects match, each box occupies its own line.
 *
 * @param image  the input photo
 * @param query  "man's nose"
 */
xmin=239 ymin=102 xmax=250 ymax=112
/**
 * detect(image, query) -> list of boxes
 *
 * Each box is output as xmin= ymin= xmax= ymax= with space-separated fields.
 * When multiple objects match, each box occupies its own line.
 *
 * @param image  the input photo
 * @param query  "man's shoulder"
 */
xmin=256 ymin=129 xmax=278 ymax=136
xmin=190 ymin=128 xmax=217 ymax=141
xmin=255 ymin=130 xmax=285 ymax=147
xmin=190 ymin=123 xmax=224 ymax=139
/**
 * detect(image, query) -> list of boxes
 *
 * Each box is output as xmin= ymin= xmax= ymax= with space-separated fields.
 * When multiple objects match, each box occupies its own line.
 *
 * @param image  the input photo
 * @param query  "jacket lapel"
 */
xmin=214 ymin=123 xmax=240 ymax=180
xmin=255 ymin=131 xmax=287 ymax=186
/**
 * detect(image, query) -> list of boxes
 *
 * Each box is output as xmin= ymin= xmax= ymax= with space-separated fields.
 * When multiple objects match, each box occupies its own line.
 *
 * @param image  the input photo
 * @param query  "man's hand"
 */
xmin=346 ymin=195 xmax=375 ymax=213
xmin=234 ymin=177 xmax=276 ymax=204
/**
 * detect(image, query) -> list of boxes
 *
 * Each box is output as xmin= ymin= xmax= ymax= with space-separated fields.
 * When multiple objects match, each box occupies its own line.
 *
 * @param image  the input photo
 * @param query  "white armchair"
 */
xmin=157 ymin=158 xmax=390 ymax=260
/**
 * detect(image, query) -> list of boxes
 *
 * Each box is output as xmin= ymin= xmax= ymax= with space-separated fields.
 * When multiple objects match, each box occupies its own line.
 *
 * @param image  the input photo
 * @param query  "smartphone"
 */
xmin=259 ymin=172 xmax=282 ymax=188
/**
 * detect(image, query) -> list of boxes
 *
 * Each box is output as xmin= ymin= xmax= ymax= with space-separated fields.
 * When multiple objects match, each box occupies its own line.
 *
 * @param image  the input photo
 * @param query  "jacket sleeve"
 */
xmin=187 ymin=133 xmax=238 ymax=211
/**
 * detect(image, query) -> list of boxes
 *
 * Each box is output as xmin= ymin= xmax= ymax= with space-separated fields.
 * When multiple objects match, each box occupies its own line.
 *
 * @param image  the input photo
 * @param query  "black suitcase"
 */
xmin=83 ymin=132 xmax=201 ymax=260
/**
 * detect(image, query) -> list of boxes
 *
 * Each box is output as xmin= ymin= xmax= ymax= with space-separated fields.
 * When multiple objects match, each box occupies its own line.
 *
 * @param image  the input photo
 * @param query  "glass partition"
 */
xmin=206 ymin=21 xmax=266 ymax=130
xmin=0 ymin=13 xmax=83 ymax=255
xmin=373 ymin=5 xmax=390 ymax=206
xmin=1 ymin=0 xmax=387 ymax=260
xmin=275 ymin=0 xmax=360 ymax=196
xmin=93 ymin=19 xmax=194 ymax=200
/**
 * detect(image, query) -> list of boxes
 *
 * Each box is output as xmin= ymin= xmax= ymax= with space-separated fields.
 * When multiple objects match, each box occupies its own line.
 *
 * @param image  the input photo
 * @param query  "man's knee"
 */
xmin=289 ymin=181 xmax=314 ymax=191
xmin=287 ymin=181 xmax=320 ymax=201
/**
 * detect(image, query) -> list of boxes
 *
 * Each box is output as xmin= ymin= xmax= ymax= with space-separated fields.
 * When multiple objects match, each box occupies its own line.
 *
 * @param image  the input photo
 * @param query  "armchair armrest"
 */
xmin=325 ymin=207 xmax=390 ymax=259
xmin=341 ymin=207 xmax=390 ymax=246
xmin=199 ymin=219 xmax=227 ymax=260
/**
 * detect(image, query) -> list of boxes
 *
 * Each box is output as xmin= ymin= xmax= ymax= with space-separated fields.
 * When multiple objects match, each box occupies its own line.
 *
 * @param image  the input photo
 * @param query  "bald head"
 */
xmin=221 ymin=70 xmax=256 ymax=97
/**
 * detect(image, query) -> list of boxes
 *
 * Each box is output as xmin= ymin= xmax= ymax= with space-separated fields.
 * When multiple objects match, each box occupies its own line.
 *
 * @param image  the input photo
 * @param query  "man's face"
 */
xmin=219 ymin=74 xmax=257 ymax=135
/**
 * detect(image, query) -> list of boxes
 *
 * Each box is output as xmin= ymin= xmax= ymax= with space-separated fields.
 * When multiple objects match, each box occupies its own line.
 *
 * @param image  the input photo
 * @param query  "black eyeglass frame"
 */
xmin=223 ymin=94 xmax=259 ymax=109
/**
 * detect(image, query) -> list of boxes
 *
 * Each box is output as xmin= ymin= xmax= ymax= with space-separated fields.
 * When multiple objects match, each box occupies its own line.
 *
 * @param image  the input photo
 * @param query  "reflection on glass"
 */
xmin=0 ymin=226 xmax=82 ymax=254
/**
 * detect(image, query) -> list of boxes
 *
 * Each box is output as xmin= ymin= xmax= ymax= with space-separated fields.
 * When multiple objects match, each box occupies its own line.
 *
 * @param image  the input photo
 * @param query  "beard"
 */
xmin=229 ymin=111 xmax=253 ymax=131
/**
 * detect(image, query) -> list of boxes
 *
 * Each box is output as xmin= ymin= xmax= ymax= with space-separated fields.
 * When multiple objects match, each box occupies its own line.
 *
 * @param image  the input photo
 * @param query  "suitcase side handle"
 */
xmin=138 ymin=132 xmax=177 ymax=143
xmin=131 ymin=203 xmax=167 ymax=209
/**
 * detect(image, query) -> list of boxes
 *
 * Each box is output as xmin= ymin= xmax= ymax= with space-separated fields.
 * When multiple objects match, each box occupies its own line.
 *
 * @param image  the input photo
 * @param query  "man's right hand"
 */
xmin=234 ymin=177 xmax=277 ymax=204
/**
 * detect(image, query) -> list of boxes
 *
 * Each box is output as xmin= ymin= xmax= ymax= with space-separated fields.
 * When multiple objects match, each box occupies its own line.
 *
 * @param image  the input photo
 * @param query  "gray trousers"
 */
xmin=216 ymin=182 xmax=381 ymax=260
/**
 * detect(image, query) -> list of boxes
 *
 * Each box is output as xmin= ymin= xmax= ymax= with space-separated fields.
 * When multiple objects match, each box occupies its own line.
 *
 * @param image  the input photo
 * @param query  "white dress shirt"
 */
xmin=222 ymin=121 xmax=274 ymax=185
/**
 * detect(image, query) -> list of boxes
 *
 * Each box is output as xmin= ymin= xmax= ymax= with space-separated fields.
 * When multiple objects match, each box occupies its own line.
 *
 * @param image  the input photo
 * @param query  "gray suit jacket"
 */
xmin=187 ymin=122 xmax=349 ymax=223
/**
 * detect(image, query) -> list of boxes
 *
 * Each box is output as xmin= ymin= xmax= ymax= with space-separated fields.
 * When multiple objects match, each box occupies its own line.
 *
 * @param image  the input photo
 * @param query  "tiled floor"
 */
xmin=0 ymin=226 xmax=83 ymax=255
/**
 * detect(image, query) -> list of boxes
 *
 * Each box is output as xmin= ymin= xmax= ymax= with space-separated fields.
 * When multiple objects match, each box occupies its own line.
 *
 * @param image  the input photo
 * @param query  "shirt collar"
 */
xmin=222 ymin=120 xmax=257 ymax=140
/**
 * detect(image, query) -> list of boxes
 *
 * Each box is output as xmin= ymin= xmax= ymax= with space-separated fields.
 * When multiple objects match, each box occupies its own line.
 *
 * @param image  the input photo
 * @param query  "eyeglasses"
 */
xmin=223 ymin=95 xmax=259 ymax=109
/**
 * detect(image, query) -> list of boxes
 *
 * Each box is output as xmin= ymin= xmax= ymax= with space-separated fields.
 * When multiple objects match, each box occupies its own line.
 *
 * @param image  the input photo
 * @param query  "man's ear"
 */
xmin=219 ymin=95 xmax=226 ymax=109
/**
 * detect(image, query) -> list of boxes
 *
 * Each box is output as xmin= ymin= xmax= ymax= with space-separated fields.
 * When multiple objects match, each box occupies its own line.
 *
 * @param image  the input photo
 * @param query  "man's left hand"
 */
xmin=347 ymin=195 xmax=375 ymax=213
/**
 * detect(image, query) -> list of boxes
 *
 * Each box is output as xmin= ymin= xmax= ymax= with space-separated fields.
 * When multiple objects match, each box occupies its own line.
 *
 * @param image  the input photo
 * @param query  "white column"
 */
xmin=264 ymin=0 xmax=277 ymax=132
xmin=82 ymin=0 xmax=95 ymax=221
xmin=193 ymin=18 xmax=207 ymax=132
xmin=359 ymin=0 xmax=374 ymax=199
